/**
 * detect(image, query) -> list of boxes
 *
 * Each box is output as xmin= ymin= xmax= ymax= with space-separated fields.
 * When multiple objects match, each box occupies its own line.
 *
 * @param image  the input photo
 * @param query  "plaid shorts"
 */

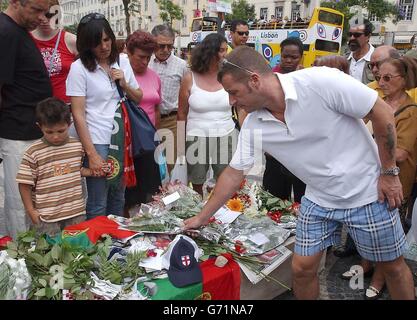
xmin=294 ymin=197 xmax=408 ymax=262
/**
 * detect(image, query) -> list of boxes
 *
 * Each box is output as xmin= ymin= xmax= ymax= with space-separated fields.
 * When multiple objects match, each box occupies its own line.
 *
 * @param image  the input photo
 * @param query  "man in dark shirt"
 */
xmin=0 ymin=0 xmax=51 ymax=238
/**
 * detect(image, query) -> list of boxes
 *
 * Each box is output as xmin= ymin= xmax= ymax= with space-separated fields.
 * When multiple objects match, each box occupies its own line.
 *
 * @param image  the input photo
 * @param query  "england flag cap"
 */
xmin=166 ymin=236 xmax=202 ymax=287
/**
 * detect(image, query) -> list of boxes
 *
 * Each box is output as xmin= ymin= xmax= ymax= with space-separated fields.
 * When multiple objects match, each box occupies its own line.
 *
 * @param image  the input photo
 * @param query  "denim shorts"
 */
xmin=294 ymin=197 xmax=408 ymax=262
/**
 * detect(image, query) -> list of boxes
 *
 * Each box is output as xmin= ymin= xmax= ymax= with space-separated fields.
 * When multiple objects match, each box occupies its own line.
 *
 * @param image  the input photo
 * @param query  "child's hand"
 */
xmin=28 ymin=208 xmax=41 ymax=225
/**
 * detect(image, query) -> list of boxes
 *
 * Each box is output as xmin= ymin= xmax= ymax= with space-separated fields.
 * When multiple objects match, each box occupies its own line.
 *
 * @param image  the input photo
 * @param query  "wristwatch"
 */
xmin=380 ymin=166 xmax=400 ymax=176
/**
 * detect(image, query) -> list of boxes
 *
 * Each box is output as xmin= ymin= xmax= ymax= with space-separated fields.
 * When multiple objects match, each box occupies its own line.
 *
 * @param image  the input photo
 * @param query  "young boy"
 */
xmin=16 ymin=97 xmax=102 ymax=236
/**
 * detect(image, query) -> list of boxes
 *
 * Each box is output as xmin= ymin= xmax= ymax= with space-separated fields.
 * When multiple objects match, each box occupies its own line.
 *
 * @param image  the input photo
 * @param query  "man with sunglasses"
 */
xmin=229 ymin=20 xmax=249 ymax=53
xmin=149 ymin=25 xmax=188 ymax=169
xmin=347 ymin=19 xmax=375 ymax=84
xmin=184 ymin=46 xmax=415 ymax=300
xmin=0 ymin=0 xmax=52 ymax=238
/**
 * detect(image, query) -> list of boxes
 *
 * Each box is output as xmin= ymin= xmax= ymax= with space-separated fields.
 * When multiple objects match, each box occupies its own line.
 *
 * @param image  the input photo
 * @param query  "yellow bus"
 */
xmin=189 ymin=7 xmax=344 ymax=68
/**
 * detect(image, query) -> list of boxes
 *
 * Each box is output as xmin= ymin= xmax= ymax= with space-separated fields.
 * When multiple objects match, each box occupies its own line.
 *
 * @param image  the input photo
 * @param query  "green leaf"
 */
xmin=51 ymin=244 xmax=62 ymax=262
xmin=36 ymin=237 xmax=50 ymax=251
xmin=21 ymin=236 xmax=35 ymax=243
xmin=43 ymin=252 xmax=53 ymax=267
xmin=38 ymin=278 xmax=47 ymax=287
xmin=6 ymin=241 xmax=18 ymax=251
xmin=28 ymin=252 xmax=46 ymax=266
xmin=45 ymin=287 xmax=59 ymax=299
xmin=6 ymin=249 xmax=18 ymax=259
xmin=34 ymin=288 xmax=46 ymax=297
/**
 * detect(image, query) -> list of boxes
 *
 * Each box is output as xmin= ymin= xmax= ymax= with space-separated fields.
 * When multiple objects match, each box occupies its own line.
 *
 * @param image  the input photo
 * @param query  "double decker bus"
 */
xmin=189 ymin=7 xmax=344 ymax=68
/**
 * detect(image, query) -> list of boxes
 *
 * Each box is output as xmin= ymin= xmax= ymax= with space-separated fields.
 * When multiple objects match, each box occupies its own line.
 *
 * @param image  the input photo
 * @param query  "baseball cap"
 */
xmin=162 ymin=235 xmax=202 ymax=288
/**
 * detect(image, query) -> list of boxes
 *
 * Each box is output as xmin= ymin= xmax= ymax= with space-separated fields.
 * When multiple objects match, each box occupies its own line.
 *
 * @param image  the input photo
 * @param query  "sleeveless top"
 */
xmin=32 ymin=30 xmax=76 ymax=103
xmin=187 ymin=72 xmax=235 ymax=137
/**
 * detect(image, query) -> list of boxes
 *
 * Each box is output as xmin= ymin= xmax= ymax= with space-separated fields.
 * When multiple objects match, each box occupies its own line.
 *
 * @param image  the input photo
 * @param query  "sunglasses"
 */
xmin=157 ymin=43 xmax=174 ymax=50
xmin=80 ymin=13 xmax=105 ymax=25
xmin=348 ymin=32 xmax=365 ymax=38
xmin=236 ymin=31 xmax=249 ymax=36
xmin=45 ymin=10 xmax=58 ymax=19
xmin=368 ymin=61 xmax=381 ymax=70
xmin=375 ymin=74 xmax=403 ymax=82
xmin=221 ymin=58 xmax=255 ymax=75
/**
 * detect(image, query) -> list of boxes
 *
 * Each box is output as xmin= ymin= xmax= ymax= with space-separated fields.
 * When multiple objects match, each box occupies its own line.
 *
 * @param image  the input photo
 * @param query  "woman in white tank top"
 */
xmin=177 ymin=34 xmax=237 ymax=195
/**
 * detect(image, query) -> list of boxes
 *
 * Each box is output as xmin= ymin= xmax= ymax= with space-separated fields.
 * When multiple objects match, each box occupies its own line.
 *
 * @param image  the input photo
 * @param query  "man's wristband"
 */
xmin=380 ymin=166 xmax=400 ymax=176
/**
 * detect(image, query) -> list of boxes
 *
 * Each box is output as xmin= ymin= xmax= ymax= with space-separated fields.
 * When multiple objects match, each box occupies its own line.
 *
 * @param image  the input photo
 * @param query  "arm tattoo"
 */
xmin=385 ymin=123 xmax=395 ymax=159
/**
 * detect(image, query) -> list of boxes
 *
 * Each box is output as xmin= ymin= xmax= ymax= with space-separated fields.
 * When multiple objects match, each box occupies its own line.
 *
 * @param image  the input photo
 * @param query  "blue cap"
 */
xmin=167 ymin=236 xmax=202 ymax=287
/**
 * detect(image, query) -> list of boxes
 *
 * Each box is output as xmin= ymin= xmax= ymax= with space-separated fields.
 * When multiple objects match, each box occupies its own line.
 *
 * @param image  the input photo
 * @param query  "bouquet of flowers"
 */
xmin=226 ymin=179 xmax=300 ymax=223
xmin=150 ymin=181 xmax=204 ymax=219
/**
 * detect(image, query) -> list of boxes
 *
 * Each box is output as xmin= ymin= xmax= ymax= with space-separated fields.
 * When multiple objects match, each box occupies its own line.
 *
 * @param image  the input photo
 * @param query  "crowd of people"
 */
xmin=0 ymin=0 xmax=416 ymax=300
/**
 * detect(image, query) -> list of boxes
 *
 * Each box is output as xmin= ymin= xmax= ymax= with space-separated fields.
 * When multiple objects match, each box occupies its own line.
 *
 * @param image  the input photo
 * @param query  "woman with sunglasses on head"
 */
xmin=66 ymin=13 xmax=142 ymax=219
xmin=177 ymin=33 xmax=237 ymax=196
xmin=341 ymin=56 xmax=417 ymax=300
xmin=31 ymin=0 xmax=77 ymax=104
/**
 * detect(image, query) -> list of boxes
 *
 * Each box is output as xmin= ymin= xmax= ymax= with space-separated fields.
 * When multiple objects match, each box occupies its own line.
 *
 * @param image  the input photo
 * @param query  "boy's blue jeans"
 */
xmin=84 ymin=144 xmax=125 ymax=219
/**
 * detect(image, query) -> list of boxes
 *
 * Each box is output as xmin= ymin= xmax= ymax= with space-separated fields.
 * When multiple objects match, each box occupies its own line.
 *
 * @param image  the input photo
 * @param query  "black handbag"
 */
xmin=115 ymin=80 xmax=160 ymax=157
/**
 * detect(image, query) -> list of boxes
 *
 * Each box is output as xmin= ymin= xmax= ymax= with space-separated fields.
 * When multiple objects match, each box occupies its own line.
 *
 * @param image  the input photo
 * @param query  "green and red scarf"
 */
xmin=107 ymin=98 xmax=136 ymax=188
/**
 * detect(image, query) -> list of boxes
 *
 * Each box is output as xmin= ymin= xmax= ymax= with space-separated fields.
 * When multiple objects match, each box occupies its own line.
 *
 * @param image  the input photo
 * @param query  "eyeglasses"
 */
xmin=79 ymin=13 xmax=105 ymax=25
xmin=45 ymin=10 xmax=58 ymax=19
xmin=375 ymin=74 xmax=403 ymax=82
xmin=368 ymin=61 xmax=381 ymax=70
xmin=236 ymin=31 xmax=249 ymax=36
xmin=348 ymin=32 xmax=365 ymax=38
xmin=157 ymin=43 xmax=174 ymax=50
xmin=221 ymin=58 xmax=255 ymax=75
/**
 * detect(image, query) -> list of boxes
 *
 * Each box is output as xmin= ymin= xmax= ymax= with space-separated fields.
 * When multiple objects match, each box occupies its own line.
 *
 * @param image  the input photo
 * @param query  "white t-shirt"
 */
xmin=230 ymin=67 xmax=380 ymax=209
xmin=187 ymin=72 xmax=235 ymax=137
xmin=66 ymin=54 xmax=139 ymax=144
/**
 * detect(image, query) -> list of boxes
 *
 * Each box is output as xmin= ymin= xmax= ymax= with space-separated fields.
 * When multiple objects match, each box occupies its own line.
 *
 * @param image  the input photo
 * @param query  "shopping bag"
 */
xmin=115 ymin=81 xmax=160 ymax=157
xmin=170 ymin=156 xmax=188 ymax=185
xmin=157 ymin=148 xmax=169 ymax=184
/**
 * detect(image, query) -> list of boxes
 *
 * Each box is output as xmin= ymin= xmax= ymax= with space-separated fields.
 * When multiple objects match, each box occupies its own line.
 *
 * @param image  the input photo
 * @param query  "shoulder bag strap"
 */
xmin=48 ymin=29 xmax=62 ymax=76
xmin=394 ymin=104 xmax=417 ymax=117
xmin=114 ymin=54 xmax=125 ymax=100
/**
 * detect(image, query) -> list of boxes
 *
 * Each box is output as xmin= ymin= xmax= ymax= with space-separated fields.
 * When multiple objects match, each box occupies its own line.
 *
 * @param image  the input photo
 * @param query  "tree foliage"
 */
xmin=226 ymin=0 xmax=256 ymax=22
xmin=0 ymin=0 xmax=9 ymax=12
xmin=64 ymin=23 xmax=78 ymax=35
xmin=156 ymin=0 xmax=184 ymax=28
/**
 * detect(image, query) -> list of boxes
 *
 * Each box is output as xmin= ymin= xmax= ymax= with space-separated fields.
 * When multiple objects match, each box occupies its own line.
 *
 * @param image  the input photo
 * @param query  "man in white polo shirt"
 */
xmin=184 ymin=46 xmax=415 ymax=300
xmin=347 ymin=19 xmax=374 ymax=84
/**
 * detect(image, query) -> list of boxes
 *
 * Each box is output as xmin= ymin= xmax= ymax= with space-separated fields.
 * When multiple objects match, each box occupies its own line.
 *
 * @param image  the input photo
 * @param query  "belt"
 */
xmin=161 ymin=111 xmax=177 ymax=119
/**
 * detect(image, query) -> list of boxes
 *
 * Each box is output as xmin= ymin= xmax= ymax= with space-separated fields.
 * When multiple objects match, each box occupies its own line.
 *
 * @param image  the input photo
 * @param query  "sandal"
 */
xmin=340 ymin=267 xmax=374 ymax=280
xmin=364 ymin=285 xmax=385 ymax=300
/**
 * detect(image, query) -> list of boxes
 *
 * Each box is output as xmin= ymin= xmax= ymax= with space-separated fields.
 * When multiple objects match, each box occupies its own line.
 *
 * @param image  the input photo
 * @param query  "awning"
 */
xmin=394 ymin=35 xmax=414 ymax=44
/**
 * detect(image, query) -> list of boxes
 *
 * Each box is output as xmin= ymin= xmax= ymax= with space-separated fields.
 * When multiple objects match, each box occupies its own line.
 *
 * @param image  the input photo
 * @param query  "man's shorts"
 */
xmin=294 ymin=197 xmax=408 ymax=262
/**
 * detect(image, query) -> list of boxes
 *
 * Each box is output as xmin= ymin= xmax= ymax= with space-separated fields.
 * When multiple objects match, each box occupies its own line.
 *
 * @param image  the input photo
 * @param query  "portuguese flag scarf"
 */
xmin=107 ymin=97 xmax=136 ymax=188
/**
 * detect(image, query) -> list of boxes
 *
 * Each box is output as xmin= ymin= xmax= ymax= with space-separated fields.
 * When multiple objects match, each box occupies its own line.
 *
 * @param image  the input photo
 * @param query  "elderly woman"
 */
xmin=66 ymin=13 xmax=142 ymax=219
xmin=177 ymin=33 xmax=237 ymax=195
xmin=341 ymin=56 xmax=417 ymax=300
xmin=124 ymin=30 xmax=162 ymax=210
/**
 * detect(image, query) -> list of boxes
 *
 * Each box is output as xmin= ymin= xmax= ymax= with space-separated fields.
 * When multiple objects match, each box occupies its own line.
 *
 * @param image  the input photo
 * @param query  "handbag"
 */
xmin=114 ymin=80 xmax=160 ymax=157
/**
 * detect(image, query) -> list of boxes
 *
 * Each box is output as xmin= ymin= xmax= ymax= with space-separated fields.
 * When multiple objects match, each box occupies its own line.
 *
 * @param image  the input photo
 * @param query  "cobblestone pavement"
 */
xmin=275 ymin=248 xmax=417 ymax=300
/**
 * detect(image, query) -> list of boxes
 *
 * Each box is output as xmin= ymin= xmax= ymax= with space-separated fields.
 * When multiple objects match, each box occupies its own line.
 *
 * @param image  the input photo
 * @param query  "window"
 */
xmin=399 ymin=0 xmax=414 ymax=21
xmin=145 ymin=0 xmax=148 ymax=11
xmin=115 ymin=6 xmax=118 ymax=16
xmin=275 ymin=6 xmax=283 ymax=19
xmin=260 ymin=8 xmax=268 ymax=20
xmin=111 ymin=7 xmax=114 ymax=17
xmin=318 ymin=10 xmax=343 ymax=25
xmin=368 ymin=13 xmax=379 ymax=22
xmin=182 ymin=15 xmax=188 ymax=28
xmin=120 ymin=5 xmax=123 ymax=13
xmin=315 ymin=39 xmax=340 ymax=53
xmin=132 ymin=20 xmax=136 ymax=31
xmin=291 ymin=5 xmax=301 ymax=21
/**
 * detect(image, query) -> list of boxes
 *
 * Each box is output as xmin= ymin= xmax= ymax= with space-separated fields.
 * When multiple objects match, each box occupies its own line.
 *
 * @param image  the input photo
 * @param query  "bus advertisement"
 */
xmin=189 ymin=7 xmax=344 ymax=68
